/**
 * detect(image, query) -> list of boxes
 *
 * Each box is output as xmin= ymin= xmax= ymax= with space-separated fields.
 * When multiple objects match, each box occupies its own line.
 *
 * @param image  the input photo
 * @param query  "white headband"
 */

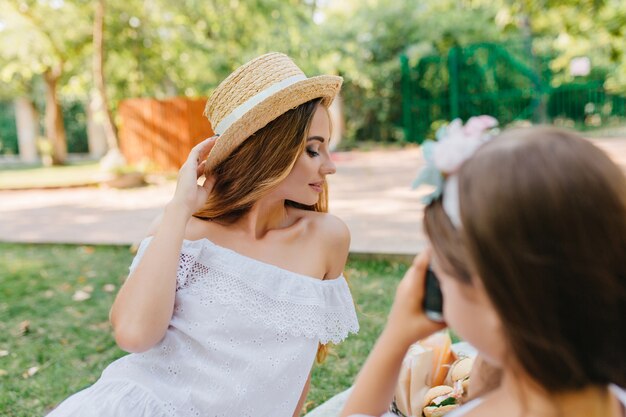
xmin=442 ymin=175 xmax=462 ymax=228
xmin=214 ymin=74 xmax=307 ymax=135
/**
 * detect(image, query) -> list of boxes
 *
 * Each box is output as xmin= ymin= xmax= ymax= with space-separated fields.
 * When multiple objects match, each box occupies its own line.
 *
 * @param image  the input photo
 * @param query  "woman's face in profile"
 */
xmin=431 ymin=252 xmax=507 ymax=367
xmin=275 ymin=105 xmax=336 ymax=206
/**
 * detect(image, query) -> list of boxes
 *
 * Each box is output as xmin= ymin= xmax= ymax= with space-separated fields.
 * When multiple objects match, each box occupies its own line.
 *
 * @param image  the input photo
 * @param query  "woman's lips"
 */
xmin=309 ymin=181 xmax=324 ymax=193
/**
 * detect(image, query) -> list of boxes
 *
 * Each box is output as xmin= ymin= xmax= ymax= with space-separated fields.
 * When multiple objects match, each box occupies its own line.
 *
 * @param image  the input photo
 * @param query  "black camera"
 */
xmin=423 ymin=267 xmax=444 ymax=322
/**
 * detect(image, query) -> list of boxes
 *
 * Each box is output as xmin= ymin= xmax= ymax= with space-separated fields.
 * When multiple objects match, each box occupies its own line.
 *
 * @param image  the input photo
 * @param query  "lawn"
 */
xmin=0 ymin=162 xmax=103 ymax=190
xmin=0 ymin=243 xmax=407 ymax=416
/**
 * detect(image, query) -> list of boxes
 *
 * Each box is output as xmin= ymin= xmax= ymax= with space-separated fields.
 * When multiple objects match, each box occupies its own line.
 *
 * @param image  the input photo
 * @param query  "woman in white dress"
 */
xmin=47 ymin=53 xmax=359 ymax=417
xmin=341 ymin=125 xmax=626 ymax=417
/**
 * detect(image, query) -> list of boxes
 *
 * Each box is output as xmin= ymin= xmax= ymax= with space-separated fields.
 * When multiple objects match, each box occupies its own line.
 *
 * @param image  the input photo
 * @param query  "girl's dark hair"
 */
xmin=424 ymin=126 xmax=626 ymax=391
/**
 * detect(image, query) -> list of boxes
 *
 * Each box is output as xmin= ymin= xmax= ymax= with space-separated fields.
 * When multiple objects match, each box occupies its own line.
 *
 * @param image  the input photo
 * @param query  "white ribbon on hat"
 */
xmin=214 ymin=74 xmax=308 ymax=135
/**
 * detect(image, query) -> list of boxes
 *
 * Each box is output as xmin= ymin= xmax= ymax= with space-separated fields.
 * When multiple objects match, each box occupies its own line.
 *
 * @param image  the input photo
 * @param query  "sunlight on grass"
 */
xmin=0 ymin=243 xmax=407 ymax=416
xmin=0 ymin=162 xmax=103 ymax=190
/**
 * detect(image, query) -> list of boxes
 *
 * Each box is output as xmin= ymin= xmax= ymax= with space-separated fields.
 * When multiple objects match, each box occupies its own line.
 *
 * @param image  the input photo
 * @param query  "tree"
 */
xmin=313 ymin=0 xmax=505 ymax=144
xmin=100 ymin=0 xmax=318 ymax=104
xmin=93 ymin=0 xmax=119 ymax=154
xmin=0 ymin=0 xmax=92 ymax=165
xmin=482 ymin=0 xmax=626 ymax=89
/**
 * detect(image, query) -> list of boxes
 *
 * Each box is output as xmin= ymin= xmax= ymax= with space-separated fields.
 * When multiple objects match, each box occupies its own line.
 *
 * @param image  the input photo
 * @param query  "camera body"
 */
xmin=423 ymin=267 xmax=444 ymax=322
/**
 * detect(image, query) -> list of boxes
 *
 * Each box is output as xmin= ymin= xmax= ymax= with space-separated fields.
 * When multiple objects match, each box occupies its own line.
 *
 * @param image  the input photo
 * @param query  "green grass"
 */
xmin=0 ymin=162 xmax=103 ymax=189
xmin=0 ymin=243 xmax=407 ymax=416
xmin=305 ymin=259 xmax=406 ymax=413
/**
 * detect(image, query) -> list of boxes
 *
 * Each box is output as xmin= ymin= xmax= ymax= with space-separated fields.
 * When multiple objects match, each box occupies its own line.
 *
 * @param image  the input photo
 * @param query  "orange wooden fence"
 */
xmin=118 ymin=98 xmax=214 ymax=171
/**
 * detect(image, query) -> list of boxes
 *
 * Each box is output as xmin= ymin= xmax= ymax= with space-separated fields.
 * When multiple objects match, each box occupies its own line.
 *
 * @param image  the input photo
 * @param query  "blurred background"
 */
xmin=1 ymin=0 xmax=625 ymax=172
xmin=2 ymin=2 xmax=626 ymax=415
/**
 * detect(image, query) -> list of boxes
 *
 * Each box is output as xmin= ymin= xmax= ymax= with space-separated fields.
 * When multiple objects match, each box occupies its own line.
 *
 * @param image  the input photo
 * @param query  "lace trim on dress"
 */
xmin=129 ymin=237 xmax=359 ymax=344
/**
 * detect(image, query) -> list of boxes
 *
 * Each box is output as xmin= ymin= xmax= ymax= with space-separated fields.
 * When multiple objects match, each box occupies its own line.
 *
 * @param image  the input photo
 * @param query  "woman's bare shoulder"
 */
xmin=295 ymin=209 xmax=350 ymax=242
xmin=293 ymin=210 xmax=350 ymax=279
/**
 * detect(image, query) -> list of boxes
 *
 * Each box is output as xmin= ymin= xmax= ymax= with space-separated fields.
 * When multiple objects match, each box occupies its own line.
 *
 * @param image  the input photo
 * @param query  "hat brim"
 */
xmin=204 ymin=75 xmax=342 ymax=172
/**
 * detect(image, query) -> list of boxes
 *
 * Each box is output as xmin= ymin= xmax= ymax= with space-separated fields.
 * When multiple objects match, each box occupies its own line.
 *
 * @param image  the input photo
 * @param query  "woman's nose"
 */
xmin=322 ymin=156 xmax=337 ymax=175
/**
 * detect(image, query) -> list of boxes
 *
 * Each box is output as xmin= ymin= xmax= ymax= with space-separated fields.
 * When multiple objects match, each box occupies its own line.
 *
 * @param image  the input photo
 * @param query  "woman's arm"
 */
xmin=340 ymin=250 xmax=446 ymax=417
xmin=109 ymin=137 xmax=217 ymax=353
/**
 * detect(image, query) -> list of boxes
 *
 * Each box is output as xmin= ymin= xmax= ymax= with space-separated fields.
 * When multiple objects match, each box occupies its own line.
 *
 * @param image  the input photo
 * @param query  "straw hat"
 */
xmin=203 ymin=52 xmax=343 ymax=172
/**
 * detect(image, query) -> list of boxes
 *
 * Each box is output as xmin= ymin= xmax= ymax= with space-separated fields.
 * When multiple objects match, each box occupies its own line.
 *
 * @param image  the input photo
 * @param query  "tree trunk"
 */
xmin=86 ymin=97 xmax=109 ymax=158
xmin=93 ymin=0 xmax=119 ymax=152
xmin=43 ymin=69 xmax=67 ymax=165
xmin=14 ymin=97 xmax=40 ymax=164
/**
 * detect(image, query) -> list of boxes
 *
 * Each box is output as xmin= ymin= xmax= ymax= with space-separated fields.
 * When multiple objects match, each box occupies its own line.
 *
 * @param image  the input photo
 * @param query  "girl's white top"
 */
xmin=48 ymin=237 xmax=359 ymax=417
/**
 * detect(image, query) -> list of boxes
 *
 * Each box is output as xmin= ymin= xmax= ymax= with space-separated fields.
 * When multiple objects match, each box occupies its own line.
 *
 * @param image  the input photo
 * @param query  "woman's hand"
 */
xmin=169 ymin=136 xmax=218 ymax=217
xmin=384 ymin=248 xmax=446 ymax=348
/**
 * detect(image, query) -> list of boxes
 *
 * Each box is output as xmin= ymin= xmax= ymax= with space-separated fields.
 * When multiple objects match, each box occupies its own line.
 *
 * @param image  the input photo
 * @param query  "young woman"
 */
xmin=48 ymin=53 xmax=358 ymax=417
xmin=341 ymin=125 xmax=626 ymax=417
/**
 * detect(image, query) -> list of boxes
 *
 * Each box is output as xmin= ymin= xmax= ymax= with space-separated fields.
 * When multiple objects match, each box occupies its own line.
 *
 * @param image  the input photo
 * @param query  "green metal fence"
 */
xmin=401 ymin=41 xmax=626 ymax=143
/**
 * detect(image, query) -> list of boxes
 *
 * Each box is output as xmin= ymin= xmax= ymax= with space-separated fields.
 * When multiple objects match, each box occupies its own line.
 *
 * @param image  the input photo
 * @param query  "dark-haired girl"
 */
xmin=342 ymin=125 xmax=626 ymax=417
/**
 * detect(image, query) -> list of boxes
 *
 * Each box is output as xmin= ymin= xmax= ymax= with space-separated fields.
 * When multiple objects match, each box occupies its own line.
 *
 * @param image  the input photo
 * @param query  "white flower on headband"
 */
xmin=412 ymin=115 xmax=498 ymax=225
xmin=433 ymin=116 xmax=498 ymax=173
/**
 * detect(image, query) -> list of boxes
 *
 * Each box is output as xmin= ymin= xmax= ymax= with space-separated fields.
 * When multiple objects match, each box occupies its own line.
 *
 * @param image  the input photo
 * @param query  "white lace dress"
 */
xmin=47 ymin=237 xmax=359 ymax=417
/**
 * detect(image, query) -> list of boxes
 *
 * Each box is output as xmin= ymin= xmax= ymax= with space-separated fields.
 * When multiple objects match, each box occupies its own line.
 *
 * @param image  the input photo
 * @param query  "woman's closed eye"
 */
xmin=306 ymin=147 xmax=320 ymax=157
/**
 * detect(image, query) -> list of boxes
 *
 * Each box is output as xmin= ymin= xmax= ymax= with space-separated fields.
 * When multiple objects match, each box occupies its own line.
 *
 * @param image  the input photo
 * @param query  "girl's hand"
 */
xmin=169 ymin=136 xmax=218 ymax=217
xmin=384 ymin=248 xmax=446 ymax=347
xmin=339 ymin=249 xmax=446 ymax=417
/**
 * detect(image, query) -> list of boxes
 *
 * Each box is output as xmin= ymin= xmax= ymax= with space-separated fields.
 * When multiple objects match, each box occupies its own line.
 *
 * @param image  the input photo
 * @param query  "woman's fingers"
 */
xmin=196 ymin=160 xmax=207 ymax=178
xmin=399 ymin=247 xmax=431 ymax=296
xmin=182 ymin=135 xmax=218 ymax=180
xmin=190 ymin=135 xmax=219 ymax=166
xmin=409 ymin=247 xmax=431 ymax=290
xmin=201 ymin=174 xmax=215 ymax=192
xmin=412 ymin=247 xmax=431 ymax=273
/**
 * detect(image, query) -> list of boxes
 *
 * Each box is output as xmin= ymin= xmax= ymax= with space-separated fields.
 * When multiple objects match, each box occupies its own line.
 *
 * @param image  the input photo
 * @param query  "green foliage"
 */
xmin=101 ymin=0 xmax=317 ymax=105
xmin=61 ymin=101 xmax=88 ymax=154
xmin=0 ymin=101 xmax=18 ymax=155
xmin=1 ymin=0 xmax=626 ymax=152
xmin=0 ymin=0 xmax=93 ymax=91
xmin=0 ymin=98 xmax=89 ymax=156
xmin=316 ymin=0 xmax=507 ymax=144
xmin=490 ymin=0 xmax=626 ymax=92
xmin=0 ymin=243 xmax=406 ymax=416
